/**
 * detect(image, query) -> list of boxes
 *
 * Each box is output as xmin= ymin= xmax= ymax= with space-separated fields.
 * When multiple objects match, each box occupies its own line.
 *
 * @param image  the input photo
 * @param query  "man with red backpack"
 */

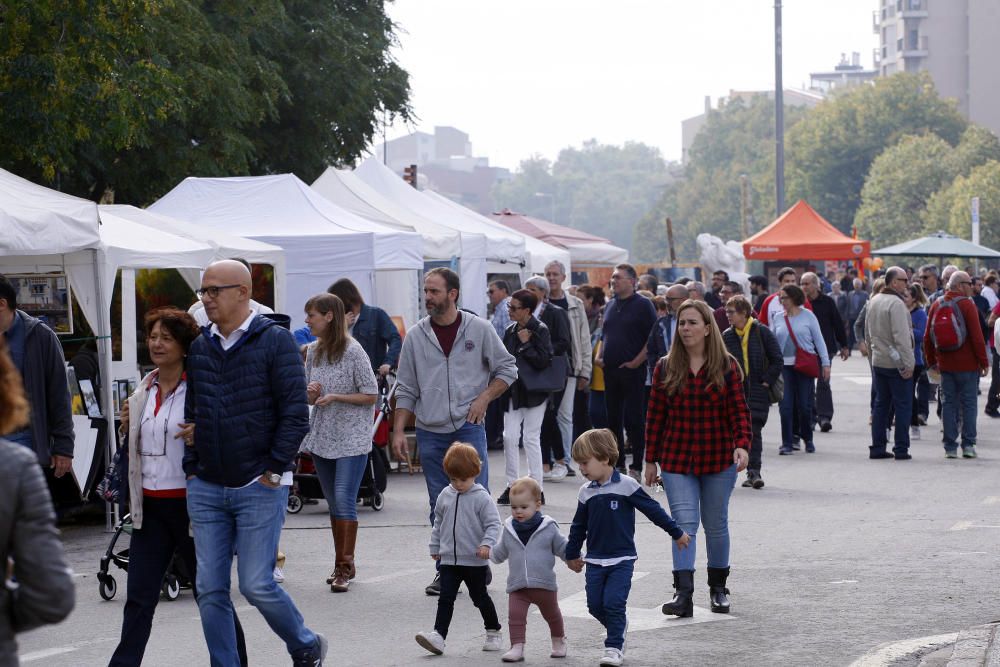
xmin=924 ymin=271 xmax=989 ymax=459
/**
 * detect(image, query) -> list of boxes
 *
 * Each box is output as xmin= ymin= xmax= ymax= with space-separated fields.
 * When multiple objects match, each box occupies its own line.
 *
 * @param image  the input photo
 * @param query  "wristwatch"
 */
xmin=264 ymin=471 xmax=281 ymax=485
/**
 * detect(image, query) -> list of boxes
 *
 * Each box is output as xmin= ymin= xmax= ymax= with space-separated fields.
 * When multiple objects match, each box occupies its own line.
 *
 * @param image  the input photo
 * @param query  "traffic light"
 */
xmin=403 ymin=164 xmax=417 ymax=188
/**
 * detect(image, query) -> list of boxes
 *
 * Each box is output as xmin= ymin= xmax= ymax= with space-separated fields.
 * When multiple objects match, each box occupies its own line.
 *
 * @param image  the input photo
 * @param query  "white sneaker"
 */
xmin=415 ymin=630 xmax=445 ymax=655
xmin=542 ymin=468 xmax=554 ymax=480
xmin=550 ymin=636 xmax=567 ymax=658
xmin=483 ymin=630 xmax=503 ymax=651
xmin=599 ymin=647 xmax=624 ymax=666
xmin=910 ymin=425 xmax=921 ymax=440
xmin=550 ymin=463 xmax=568 ymax=481
xmin=502 ymin=643 xmax=525 ymax=662
xmin=272 ymin=566 xmax=285 ymax=583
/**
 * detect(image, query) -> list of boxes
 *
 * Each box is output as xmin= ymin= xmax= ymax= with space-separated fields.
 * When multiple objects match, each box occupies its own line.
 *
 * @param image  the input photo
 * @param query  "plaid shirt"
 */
xmin=644 ymin=358 xmax=751 ymax=476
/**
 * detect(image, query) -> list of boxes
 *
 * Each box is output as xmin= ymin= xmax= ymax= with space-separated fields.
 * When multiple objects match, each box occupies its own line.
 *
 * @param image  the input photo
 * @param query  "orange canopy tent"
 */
xmin=742 ymin=200 xmax=869 ymax=261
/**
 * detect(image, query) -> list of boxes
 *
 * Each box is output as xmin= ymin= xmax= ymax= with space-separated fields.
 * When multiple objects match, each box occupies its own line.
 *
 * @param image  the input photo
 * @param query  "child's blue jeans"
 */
xmin=584 ymin=559 xmax=634 ymax=650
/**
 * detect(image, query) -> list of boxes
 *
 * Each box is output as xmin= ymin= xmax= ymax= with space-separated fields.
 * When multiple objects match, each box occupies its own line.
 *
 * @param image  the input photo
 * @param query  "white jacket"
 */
xmin=563 ymin=293 xmax=593 ymax=380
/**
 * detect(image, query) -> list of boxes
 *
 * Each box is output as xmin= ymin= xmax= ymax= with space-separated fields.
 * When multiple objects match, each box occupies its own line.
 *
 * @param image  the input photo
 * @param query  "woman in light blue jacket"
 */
xmin=772 ymin=284 xmax=830 ymax=455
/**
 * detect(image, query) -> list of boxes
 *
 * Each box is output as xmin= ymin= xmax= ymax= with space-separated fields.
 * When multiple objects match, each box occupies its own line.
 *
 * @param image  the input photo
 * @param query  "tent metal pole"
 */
xmin=92 ymin=249 xmax=117 ymax=532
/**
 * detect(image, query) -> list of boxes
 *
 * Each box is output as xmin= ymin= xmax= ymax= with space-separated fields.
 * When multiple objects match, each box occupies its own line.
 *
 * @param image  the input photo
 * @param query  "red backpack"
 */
xmin=929 ymin=296 xmax=969 ymax=352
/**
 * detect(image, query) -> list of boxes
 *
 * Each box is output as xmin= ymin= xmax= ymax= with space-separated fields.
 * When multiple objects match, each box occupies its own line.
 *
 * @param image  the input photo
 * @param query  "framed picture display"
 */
xmin=78 ymin=378 xmax=102 ymax=419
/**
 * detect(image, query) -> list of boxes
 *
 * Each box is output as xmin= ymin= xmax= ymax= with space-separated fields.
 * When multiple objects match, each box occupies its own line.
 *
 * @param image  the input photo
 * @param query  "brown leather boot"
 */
xmin=325 ymin=517 xmax=342 ymax=587
xmin=330 ymin=519 xmax=354 ymax=592
xmin=341 ymin=519 xmax=358 ymax=581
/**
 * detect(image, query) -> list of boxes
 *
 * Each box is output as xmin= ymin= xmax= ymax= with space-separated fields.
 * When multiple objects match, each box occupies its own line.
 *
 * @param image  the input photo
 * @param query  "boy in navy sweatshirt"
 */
xmin=565 ymin=429 xmax=690 ymax=667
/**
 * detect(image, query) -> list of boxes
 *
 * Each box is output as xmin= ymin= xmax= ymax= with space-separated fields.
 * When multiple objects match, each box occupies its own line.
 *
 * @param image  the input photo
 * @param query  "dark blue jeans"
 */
xmin=779 ymin=366 xmax=815 ymax=448
xmin=585 ymin=559 xmax=634 ymax=650
xmin=941 ymin=370 xmax=979 ymax=451
xmin=871 ymin=366 xmax=913 ymax=454
xmin=589 ymin=390 xmax=607 ymax=429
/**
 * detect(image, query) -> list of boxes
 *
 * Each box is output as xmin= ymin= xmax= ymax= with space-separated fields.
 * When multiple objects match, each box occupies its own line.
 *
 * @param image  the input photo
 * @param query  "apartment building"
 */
xmin=876 ymin=0 xmax=1000 ymax=136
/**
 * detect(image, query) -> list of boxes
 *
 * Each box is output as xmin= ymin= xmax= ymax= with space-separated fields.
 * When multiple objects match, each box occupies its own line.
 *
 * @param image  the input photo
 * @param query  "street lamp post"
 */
xmin=774 ymin=0 xmax=786 ymax=217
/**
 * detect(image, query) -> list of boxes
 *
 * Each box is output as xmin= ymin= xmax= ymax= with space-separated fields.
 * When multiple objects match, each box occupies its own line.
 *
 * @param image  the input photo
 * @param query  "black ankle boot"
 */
xmin=707 ymin=566 xmax=731 ymax=613
xmin=661 ymin=569 xmax=694 ymax=617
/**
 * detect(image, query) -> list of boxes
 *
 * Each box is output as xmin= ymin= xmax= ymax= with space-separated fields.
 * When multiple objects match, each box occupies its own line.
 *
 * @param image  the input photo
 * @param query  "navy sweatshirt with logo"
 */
xmin=565 ymin=470 xmax=683 ymax=562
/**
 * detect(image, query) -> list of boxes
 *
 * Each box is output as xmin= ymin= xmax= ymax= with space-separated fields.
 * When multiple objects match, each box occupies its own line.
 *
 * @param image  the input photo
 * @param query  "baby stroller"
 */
xmin=287 ymin=373 xmax=395 ymax=514
xmin=97 ymin=512 xmax=191 ymax=602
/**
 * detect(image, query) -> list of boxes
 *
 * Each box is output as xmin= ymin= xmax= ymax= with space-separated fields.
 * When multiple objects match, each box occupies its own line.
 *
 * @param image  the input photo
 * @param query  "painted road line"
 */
xmin=555 ymin=571 xmax=735 ymax=632
xmin=356 ymin=567 xmax=425 ymax=585
xmin=848 ymin=632 xmax=958 ymax=667
xmin=950 ymin=521 xmax=1000 ymax=531
xmin=844 ymin=377 xmax=872 ymax=385
xmin=828 ymin=579 xmax=859 ymax=584
xmin=21 ymin=637 xmax=117 ymax=663
xmin=983 ymin=496 xmax=1000 ymax=505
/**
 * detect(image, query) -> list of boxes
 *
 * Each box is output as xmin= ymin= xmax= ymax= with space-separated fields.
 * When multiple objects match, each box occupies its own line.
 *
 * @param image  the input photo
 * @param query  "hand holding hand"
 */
xmin=477 ymin=546 xmax=490 ymax=560
xmin=566 ymin=558 xmax=584 ymax=573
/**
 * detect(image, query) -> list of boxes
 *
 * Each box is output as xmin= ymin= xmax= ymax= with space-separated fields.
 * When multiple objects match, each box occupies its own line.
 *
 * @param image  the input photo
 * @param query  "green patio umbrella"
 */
xmin=872 ymin=231 xmax=1000 ymax=259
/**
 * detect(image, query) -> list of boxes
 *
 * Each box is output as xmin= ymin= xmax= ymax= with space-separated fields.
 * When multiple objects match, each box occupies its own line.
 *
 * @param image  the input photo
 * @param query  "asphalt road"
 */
xmin=16 ymin=356 xmax=1000 ymax=666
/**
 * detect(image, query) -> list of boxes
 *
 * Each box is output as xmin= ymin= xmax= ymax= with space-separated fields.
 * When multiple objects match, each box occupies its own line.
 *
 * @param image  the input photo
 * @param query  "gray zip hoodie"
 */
xmin=429 ymin=483 xmax=502 ymax=567
xmin=395 ymin=311 xmax=517 ymax=433
xmin=491 ymin=515 xmax=568 ymax=593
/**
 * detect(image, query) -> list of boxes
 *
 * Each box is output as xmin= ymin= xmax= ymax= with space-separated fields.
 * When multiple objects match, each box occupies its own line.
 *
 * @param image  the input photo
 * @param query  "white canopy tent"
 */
xmin=149 ymin=174 xmax=424 ymax=328
xmin=311 ymin=167 xmax=462 ymax=261
xmin=422 ymin=191 xmax=571 ymax=278
xmin=356 ymin=159 xmax=529 ymax=316
xmin=0 ymin=169 xmax=224 ymax=503
xmin=561 ymin=242 xmax=630 ymax=269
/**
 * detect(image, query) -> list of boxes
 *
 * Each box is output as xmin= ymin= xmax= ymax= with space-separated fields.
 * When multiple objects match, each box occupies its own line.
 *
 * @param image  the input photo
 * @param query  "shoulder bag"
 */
xmin=517 ymin=353 xmax=568 ymax=394
xmin=784 ymin=314 xmax=821 ymax=378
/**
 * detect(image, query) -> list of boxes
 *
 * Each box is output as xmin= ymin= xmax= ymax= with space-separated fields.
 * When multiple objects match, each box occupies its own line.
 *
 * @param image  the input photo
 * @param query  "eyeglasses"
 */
xmin=196 ymin=284 xmax=242 ymax=299
xmin=507 ymin=304 xmax=523 ymax=311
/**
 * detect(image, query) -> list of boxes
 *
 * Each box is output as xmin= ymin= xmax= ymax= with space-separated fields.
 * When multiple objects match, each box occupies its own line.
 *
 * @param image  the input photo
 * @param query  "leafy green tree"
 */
xmin=856 ymin=126 xmax=1000 ymax=247
xmin=0 ymin=1 xmax=411 ymax=204
xmin=786 ymin=72 xmax=966 ymax=232
xmin=493 ymin=141 xmax=668 ymax=251
xmin=925 ymin=161 xmax=1000 ymax=249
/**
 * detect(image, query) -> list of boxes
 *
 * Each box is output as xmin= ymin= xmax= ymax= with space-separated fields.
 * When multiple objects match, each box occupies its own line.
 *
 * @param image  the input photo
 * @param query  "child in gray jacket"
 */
xmin=491 ymin=477 xmax=569 ymax=663
xmin=416 ymin=443 xmax=503 ymax=656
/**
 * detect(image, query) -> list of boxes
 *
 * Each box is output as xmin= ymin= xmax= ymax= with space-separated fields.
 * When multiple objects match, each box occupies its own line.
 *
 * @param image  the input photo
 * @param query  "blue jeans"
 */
xmin=585 ymin=559 xmax=634 ymax=650
xmin=661 ymin=465 xmax=737 ymax=571
xmin=871 ymin=366 xmax=913 ymax=454
xmin=312 ymin=452 xmax=369 ymax=520
xmin=941 ymin=370 xmax=979 ymax=451
xmin=415 ymin=422 xmax=489 ymax=525
xmin=186 ymin=477 xmax=317 ymax=665
xmin=779 ymin=366 xmax=815 ymax=448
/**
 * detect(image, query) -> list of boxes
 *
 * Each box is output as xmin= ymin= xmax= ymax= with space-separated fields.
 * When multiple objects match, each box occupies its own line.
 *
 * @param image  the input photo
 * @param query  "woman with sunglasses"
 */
xmin=496 ymin=289 xmax=554 ymax=506
xmin=110 ymin=307 xmax=246 ymax=666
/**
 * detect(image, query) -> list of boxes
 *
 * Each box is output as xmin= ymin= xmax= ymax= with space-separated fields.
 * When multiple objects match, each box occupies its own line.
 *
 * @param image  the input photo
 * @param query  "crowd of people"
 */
xmin=0 ymin=256 xmax=997 ymax=666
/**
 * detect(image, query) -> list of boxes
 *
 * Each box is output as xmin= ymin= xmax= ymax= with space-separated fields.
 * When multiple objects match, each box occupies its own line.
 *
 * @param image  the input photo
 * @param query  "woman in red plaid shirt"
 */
xmin=643 ymin=300 xmax=751 ymax=618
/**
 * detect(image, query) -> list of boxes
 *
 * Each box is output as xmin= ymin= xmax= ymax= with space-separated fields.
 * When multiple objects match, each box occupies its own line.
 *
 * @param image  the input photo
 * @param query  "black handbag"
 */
xmin=756 ymin=325 xmax=784 ymax=404
xmin=516 ymin=353 xmax=569 ymax=394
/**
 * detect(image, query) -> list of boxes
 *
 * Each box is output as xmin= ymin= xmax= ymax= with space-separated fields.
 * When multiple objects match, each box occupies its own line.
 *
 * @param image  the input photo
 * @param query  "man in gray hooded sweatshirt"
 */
xmin=392 ymin=267 xmax=517 ymax=595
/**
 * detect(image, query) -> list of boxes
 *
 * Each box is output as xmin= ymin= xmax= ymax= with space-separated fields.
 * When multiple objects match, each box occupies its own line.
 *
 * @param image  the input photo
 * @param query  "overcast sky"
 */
xmin=376 ymin=0 xmax=879 ymax=169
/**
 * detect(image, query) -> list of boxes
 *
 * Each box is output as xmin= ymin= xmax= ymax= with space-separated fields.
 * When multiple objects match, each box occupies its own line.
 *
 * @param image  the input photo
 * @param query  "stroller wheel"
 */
xmin=371 ymin=490 xmax=385 ymax=511
xmin=287 ymin=493 xmax=304 ymax=514
xmin=161 ymin=575 xmax=181 ymax=601
xmin=99 ymin=576 xmax=117 ymax=601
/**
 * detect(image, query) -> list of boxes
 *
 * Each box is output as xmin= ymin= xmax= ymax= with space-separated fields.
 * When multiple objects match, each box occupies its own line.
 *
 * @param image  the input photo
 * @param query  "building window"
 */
xmin=908 ymin=30 xmax=919 ymax=50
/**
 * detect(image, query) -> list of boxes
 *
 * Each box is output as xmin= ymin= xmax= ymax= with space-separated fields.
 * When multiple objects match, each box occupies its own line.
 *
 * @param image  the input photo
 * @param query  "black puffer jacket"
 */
xmin=723 ymin=320 xmax=784 ymax=420
xmin=1 ymin=439 xmax=74 ymax=666
xmin=501 ymin=316 xmax=554 ymax=411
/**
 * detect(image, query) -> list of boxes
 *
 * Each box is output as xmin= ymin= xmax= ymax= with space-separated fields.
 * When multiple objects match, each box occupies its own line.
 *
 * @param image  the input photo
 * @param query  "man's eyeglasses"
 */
xmin=196 ymin=284 xmax=242 ymax=299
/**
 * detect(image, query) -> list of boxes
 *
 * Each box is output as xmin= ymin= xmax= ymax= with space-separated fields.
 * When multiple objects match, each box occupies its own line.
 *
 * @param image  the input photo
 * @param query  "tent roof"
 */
xmin=742 ymin=200 xmax=870 ymax=260
xmin=102 ymin=204 xmax=286 ymax=266
xmin=149 ymin=174 xmax=422 ymax=271
xmin=872 ymin=231 xmax=1000 ymax=259
xmin=356 ymin=159 xmax=527 ymax=265
xmin=311 ymin=167 xmax=461 ymax=260
xmin=423 ymin=192 xmax=570 ymax=274
xmin=490 ymin=209 xmax=628 ymax=268
xmin=0 ymin=168 xmax=101 ymax=255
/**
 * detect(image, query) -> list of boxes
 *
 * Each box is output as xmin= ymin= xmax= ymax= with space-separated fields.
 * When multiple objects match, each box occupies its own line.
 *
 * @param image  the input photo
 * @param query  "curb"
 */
xmin=849 ymin=632 xmax=959 ymax=667
xmin=947 ymin=622 xmax=1000 ymax=666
